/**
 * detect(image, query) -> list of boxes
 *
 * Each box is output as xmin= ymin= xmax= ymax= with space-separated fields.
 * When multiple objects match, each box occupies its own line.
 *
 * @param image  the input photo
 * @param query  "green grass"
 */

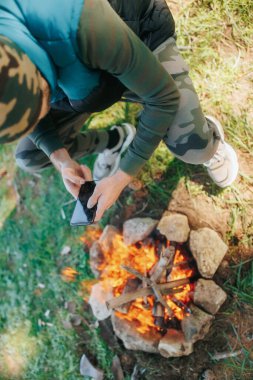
xmin=219 ymin=260 xmax=253 ymax=379
xmin=0 ymin=0 xmax=253 ymax=379
xmin=0 ymin=154 xmax=114 ymax=379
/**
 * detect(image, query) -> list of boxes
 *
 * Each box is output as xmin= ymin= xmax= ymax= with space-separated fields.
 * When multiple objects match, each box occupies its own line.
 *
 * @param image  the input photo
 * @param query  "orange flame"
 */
xmin=61 ymin=267 xmax=78 ymax=282
xmin=81 ymin=228 xmax=196 ymax=334
xmin=80 ymin=226 xmax=102 ymax=248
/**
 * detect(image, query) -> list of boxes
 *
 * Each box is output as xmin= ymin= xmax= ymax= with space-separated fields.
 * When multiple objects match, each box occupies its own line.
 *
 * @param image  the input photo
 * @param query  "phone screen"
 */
xmin=70 ymin=181 xmax=97 ymax=226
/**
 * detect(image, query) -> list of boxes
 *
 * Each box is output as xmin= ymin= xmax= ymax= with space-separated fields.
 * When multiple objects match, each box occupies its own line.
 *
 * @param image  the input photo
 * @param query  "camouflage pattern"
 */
xmin=124 ymin=36 xmax=219 ymax=164
xmin=155 ymin=37 xmax=219 ymax=164
xmin=15 ymin=36 xmax=218 ymax=173
xmin=15 ymin=110 xmax=109 ymax=172
xmin=0 ymin=36 xmax=42 ymax=144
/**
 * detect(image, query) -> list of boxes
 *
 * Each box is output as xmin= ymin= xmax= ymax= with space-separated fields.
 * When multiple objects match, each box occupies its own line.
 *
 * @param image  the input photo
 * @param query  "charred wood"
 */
xmin=106 ymin=278 xmax=191 ymax=310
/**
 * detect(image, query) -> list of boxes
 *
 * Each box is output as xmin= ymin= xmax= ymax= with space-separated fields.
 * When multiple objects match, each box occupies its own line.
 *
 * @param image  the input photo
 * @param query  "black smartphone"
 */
xmin=70 ymin=181 xmax=97 ymax=226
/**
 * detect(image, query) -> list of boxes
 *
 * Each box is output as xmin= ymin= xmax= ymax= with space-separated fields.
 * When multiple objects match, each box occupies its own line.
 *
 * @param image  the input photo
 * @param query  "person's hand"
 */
xmin=87 ymin=170 xmax=132 ymax=221
xmin=61 ymin=160 xmax=92 ymax=199
xmin=50 ymin=148 xmax=92 ymax=199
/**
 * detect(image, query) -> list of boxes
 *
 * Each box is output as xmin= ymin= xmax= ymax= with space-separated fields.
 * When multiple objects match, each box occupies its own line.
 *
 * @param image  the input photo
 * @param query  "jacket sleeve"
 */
xmin=29 ymin=113 xmax=65 ymax=157
xmin=77 ymin=0 xmax=180 ymax=176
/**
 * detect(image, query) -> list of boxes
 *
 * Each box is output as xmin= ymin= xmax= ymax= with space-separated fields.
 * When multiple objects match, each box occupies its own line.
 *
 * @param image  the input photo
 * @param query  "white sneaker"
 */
xmin=203 ymin=116 xmax=239 ymax=188
xmin=93 ymin=123 xmax=136 ymax=181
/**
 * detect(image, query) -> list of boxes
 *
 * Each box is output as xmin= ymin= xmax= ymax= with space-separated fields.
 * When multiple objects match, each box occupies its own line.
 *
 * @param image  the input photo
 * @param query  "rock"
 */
xmin=181 ymin=304 xmax=214 ymax=343
xmin=194 ymin=279 xmax=227 ymax=315
xmin=157 ymin=212 xmax=190 ymax=243
xmin=158 ymin=329 xmax=193 ymax=358
xmin=99 ymin=225 xmax=119 ymax=252
xmin=80 ymin=354 xmax=104 ymax=380
xmin=189 ymin=228 xmax=228 ymax=278
xmin=89 ymin=281 xmax=113 ymax=321
xmin=111 ymin=313 xmax=160 ymax=353
xmin=168 ymin=181 xmax=230 ymax=237
xmin=89 ymin=242 xmax=104 ymax=278
xmin=123 ymin=218 xmax=158 ymax=246
xmin=61 ymin=246 xmax=71 ymax=255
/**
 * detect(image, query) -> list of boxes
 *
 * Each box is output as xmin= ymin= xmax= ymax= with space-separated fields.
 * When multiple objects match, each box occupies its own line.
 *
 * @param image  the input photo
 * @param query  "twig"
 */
xmin=211 ymin=349 xmax=243 ymax=361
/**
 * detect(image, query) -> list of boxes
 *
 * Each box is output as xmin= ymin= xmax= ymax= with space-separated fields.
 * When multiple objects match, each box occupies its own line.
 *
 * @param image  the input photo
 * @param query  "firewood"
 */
xmin=152 ymin=302 xmax=165 ymax=318
xmin=152 ymin=302 xmax=166 ymax=328
xmin=106 ymin=278 xmax=191 ymax=310
xmin=121 ymin=265 xmax=173 ymax=316
xmin=170 ymin=297 xmax=192 ymax=315
xmin=173 ymin=259 xmax=195 ymax=269
xmin=115 ymin=278 xmax=141 ymax=314
xmin=151 ymin=280 xmax=173 ymax=317
xmin=150 ymin=246 xmax=176 ymax=282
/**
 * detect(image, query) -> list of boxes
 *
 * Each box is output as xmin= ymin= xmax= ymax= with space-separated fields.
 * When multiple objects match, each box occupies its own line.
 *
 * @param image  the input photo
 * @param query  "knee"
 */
xmin=15 ymin=148 xmax=35 ymax=173
xmin=15 ymin=139 xmax=48 ymax=173
xmin=164 ymin=132 xmax=217 ymax=165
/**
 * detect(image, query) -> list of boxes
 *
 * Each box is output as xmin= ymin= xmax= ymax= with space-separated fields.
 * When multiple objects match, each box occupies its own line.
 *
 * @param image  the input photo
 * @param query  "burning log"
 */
xmin=115 ymin=278 xmax=141 ymax=314
xmin=106 ymin=278 xmax=191 ymax=310
xmin=150 ymin=245 xmax=176 ymax=283
xmin=171 ymin=297 xmax=192 ymax=315
xmin=121 ymin=265 xmax=174 ymax=316
xmin=173 ymin=259 xmax=195 ymax=270
xmin=152 ymin=302 xmax=166 ymax=329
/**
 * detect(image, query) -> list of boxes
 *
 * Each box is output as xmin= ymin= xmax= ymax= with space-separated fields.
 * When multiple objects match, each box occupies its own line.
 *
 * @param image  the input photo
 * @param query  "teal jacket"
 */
xmin=0 ymin=0 xmax=101 ymax=102
xmin=0 ymin=0 xmax=179 ymax=176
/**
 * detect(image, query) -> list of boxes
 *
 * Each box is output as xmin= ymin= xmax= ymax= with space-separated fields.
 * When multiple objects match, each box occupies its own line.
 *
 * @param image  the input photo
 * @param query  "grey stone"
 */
xmin=157 ymin=212 xmax=190 ymax=243
xmin=89 ymin=281 xmax=113 ymax=321
xmin=158 ymin=329 xmax=193 ymax=358
xmin=80 ymin=354 xmax=104 ymax=379
xmin=99 ymin=225 xmax=119 ymax=253
xmin=189 ymin=228 xmax=228 ymax=278
xmin=181 ymin=304 xmax=214 ymax=343
xmin=194 ymin=279 xmax=227 ymax=314
xmin=111 ymin=313 xmax=160 ymax=353
xmin=123 ymin=218 xmax=158 ymax=246
xmin=89 ymin=241 xmax=104 ymax=278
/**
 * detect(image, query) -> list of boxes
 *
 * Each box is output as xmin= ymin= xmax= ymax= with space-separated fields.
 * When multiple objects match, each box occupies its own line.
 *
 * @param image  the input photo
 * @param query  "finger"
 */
xmin=94 ymin=197 xmax=108 ymax=222
xmin=87 ymin=187 xmax=100 ymax=209
xmin=64 ymin=172 xmax=85 ymax=185
xmin=63 ymin=179 xmax=80 ymax=199
xmin=80 ymin=165 xmax=93 ymax=181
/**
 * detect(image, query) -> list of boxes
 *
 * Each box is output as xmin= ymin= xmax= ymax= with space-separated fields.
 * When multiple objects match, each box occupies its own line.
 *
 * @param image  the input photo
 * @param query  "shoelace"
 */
xmin=204 ymin=149 xmax=225 ymax=168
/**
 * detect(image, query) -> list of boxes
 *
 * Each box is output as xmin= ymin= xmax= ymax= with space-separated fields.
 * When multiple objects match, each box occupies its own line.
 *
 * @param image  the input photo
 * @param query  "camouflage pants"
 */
xmin=15 ymin=37 xmax=218 ymax=173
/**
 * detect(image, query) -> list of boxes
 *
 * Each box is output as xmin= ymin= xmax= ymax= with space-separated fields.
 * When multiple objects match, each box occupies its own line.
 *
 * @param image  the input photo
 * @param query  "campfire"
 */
xmin=81 ymin=212 xmax=228 ymax=357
